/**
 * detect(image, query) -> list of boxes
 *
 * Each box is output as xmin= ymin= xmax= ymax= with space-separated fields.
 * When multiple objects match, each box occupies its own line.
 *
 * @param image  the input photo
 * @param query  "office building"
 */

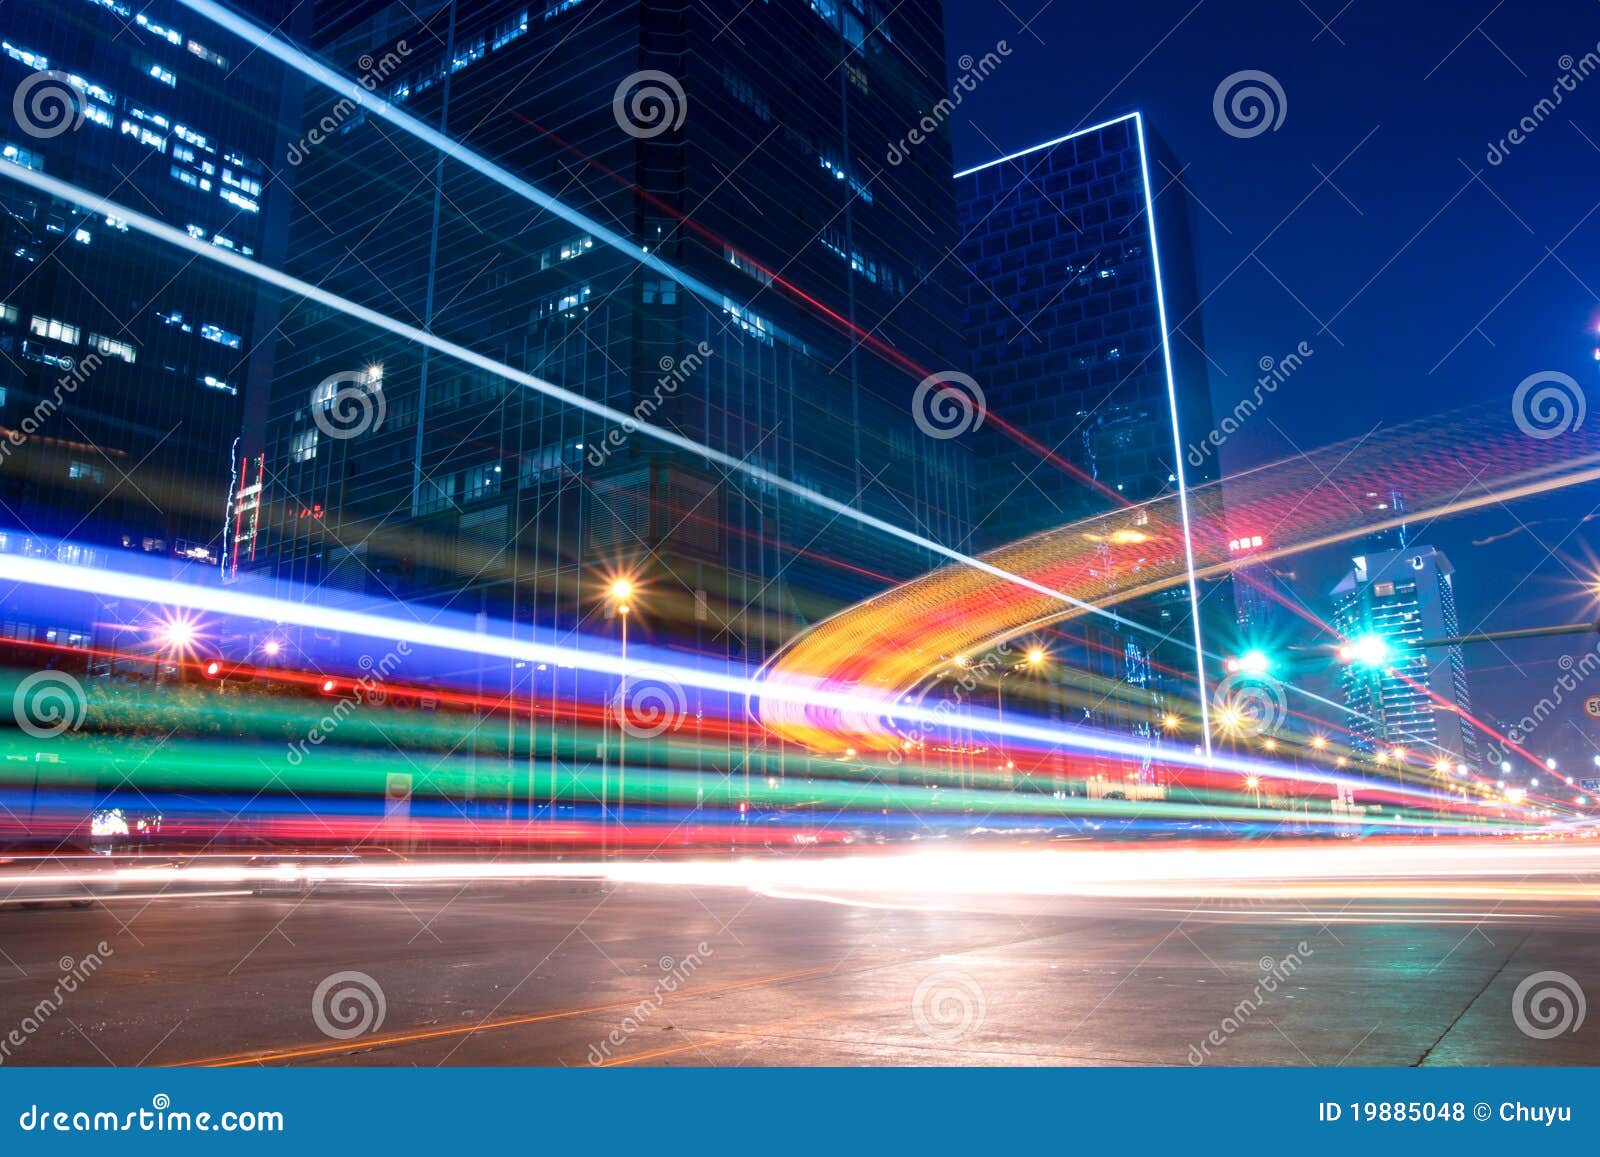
xmin=1331 ymin=544 xmax=1480 ymax=769
xmin=0 ymin=0 xmax=299 ymax=651
xmin=259 ymin=0 xmax=972 ymax=680
xmin=953 ymin=113 xmax=1219 ymax=734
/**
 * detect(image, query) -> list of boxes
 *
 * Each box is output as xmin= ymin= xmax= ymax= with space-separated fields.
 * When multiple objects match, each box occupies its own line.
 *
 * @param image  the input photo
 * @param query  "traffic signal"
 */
xmin=1224 ymin=649 xmax=1272 ymax=675
xmin=1337 ymin=635 xmax=1390 ymax=667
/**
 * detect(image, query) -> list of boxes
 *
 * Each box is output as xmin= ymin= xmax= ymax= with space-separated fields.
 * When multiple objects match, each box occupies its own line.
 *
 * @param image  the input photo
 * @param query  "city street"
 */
xmin=2 ymin=865 xmax=1595 ymax=1067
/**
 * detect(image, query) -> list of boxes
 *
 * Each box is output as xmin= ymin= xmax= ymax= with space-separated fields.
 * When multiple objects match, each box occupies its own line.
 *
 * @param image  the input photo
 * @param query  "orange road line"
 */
xmin=179 ymin=965 xmax=834 ymax=1068
xmin=602 ymin=999 xmax=907 ymax=1067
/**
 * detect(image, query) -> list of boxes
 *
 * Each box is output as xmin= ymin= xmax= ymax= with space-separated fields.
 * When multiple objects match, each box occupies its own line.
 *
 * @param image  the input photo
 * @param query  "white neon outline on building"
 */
xmin=955 ymin=111 xmax=1213 ymax=760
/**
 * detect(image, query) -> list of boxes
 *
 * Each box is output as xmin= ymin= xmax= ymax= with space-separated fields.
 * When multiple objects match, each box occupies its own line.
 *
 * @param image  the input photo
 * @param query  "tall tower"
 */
xmin=0 ymin=0 xmax=298 ymax=577
xmin=953 ymin=113 xmax=1219 ymax=729
xmin=259 ymin=0 xmax=974 ymax=678
xmin=1331 ymin=544 xmax=1479 ymax=769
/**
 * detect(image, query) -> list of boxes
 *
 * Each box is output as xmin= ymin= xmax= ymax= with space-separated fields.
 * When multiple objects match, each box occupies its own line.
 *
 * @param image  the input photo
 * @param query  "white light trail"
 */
xmin=0 ymin=161 xmax=1148 ymax=642
xmin=0 ymin=547 xmax=1498 ymax=811
xmin=7 ymin=841 xmax=1596 ymax=902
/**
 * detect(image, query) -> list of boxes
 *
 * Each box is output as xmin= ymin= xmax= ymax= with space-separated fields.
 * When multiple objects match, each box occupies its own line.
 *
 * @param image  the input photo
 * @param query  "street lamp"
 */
xmin=608 ymin=578 xmax=637 ymax=831
xmin=996 ymin=649 xmax=1049 ymax=764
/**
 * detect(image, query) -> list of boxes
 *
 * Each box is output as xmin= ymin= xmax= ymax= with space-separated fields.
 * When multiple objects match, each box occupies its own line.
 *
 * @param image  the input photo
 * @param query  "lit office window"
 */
xmin=170 ymin=165 xmax=211 ymax=192
xmin=200 ymin=323 xmax=241 ymax=349
xmin=186 ymin=40 xmax=228 ymax=70
xmin=134 ymin=14 xmax=182 ymax=45
xmin=2 ymin=143 xmax=44 ymax=171
xmin=291 ymin=428 xmax=318 ymax=462
xmin=89 ymin=333 xmax=136 ymax=363
xmin=29 ymin=315 xmax=80 ymax=344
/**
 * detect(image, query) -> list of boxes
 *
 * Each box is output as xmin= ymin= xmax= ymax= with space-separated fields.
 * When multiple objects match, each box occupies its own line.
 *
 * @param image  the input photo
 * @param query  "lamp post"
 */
xmin=994 ymin=647 xmax=1049 ymax=781
xmin=608 ymin=579 xmax=634 ymax=839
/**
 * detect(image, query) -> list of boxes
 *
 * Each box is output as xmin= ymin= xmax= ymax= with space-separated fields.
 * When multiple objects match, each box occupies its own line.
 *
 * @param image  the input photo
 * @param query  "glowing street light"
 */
xmin=1161 ymin=713 xmax=1181 ymax=731
xmin=607 ymin=576 xmax=640 ymax=831
xmin=1310 ymin=735 xmax=1328 ymax=750
xmin=1025 ymin=647 xmax=1047 ymax=668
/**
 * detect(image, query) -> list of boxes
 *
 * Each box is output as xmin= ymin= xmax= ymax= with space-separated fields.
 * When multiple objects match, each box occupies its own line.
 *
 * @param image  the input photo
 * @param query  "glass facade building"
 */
xmin=0 ymin=0 xmax=299 ymax=602
xmin=258 ymin=0 xmax=971 ymax=685
xmin=1331 ymin=544 xmax=1480 ymax=769
xmin=954 ymin=113 xmax=1219 ymax=738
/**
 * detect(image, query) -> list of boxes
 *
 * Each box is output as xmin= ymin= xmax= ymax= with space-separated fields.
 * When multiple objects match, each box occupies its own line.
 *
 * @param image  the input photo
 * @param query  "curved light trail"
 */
xmin=757 ymin=408 xmax=1600 ymax=754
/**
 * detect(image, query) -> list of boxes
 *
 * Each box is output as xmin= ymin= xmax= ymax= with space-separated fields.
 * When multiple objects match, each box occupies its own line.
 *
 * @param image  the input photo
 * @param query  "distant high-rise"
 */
xmin=0 ymin=0 xmax=297 ymax=591
xmin=1331 ymin=544 xmax=1479 ymax=769
xmin=953 ymin=113 xmax=1219 ymax=722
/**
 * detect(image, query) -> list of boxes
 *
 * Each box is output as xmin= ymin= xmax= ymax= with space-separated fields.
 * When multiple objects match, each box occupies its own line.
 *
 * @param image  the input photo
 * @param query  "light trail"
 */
xmin=176 ymin=0 xmax=1132 ymax=511
xmin=0 ymin=161 xmax=1153 ymax=645
xmin=0 ymin=544 xmax=1498 ymax=812
xmin=6 ymin=841 xmax=1597 ymax=902
xmin=757 ymin=409 xmax=1600 ymax=755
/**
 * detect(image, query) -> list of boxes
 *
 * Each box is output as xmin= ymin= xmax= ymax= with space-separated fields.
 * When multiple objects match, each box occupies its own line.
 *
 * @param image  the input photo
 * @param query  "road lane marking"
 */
xmin=600 ymin=999 xmax=907 ymax=1066
xmin=179 ymin=965 xmax=836 ymax=1067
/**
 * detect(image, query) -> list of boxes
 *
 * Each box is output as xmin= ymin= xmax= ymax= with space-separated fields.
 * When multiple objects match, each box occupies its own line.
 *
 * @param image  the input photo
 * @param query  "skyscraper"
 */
xmin=0 ymin=0 xmax=298 ymax=599
xmin=953 ymin=113 xmax=1219 ymax=731
xmin=1331 ymin=544 xmax=1479 ymax=769
xmin=259 ymin=0 xmax=971 ymax=678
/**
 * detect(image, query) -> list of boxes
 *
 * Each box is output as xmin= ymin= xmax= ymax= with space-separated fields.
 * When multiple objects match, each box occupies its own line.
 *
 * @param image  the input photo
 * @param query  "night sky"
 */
xmin=945 ymin=0 xmax=1600 ymax=762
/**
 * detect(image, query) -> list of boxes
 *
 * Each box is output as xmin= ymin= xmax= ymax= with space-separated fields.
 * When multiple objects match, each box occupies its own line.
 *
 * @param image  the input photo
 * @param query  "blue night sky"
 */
xmin=945 ymin=0 xmax=1600 ymax=756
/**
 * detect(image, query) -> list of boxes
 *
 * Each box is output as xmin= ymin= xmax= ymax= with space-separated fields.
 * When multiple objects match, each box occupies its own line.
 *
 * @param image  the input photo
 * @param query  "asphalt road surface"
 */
xmin=1 ymin=869 xmax=1596 ymax=1066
